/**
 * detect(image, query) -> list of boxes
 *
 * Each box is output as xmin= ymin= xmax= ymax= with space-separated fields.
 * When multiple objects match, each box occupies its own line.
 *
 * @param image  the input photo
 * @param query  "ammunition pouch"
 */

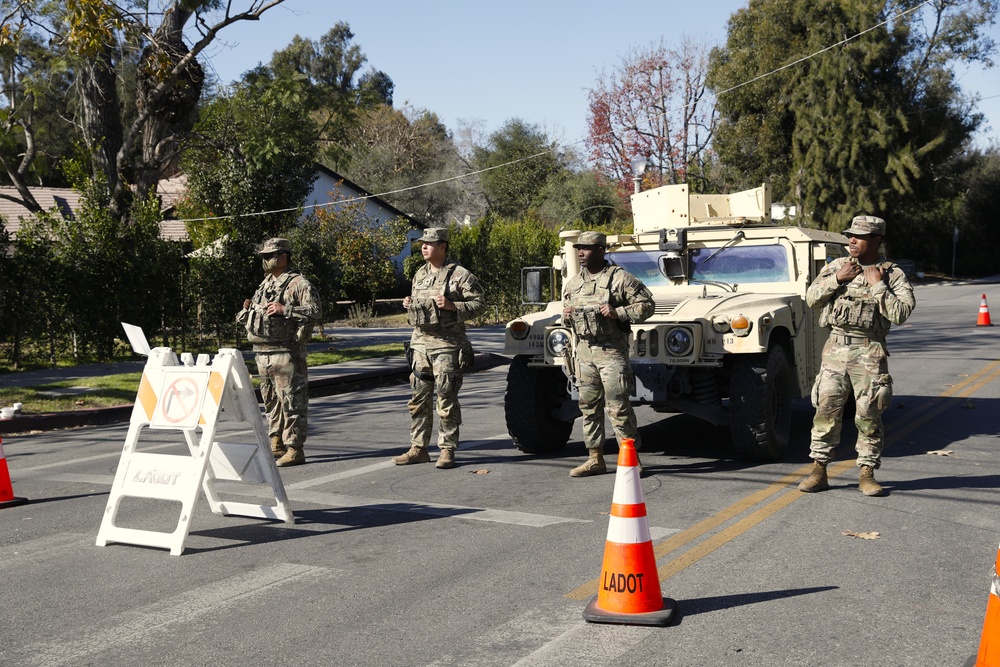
xmin=244 ymin=306 xmax=299 ymax=345
xmin=407 ymin=298 xmax=460 ymax=329
xmin=407 ymin=298 xmax=438 ymax=326
xmin=568 ymin=306 xmax=621 ymax=339
xmin=828 ymin=295 xmax=878 ymax=331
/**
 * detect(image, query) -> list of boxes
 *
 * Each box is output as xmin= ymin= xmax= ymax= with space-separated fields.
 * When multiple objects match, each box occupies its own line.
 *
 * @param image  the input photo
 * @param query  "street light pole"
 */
xmin=630 ymin=156 xmax=648 ymax=194
xmin=952 ymin=226 xmax=959 ymax=279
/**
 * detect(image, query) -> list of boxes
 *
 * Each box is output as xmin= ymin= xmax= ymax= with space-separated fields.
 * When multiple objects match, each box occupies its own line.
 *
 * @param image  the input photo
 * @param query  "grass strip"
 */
xmin=0 ymin=343 xmax=404 ymax=414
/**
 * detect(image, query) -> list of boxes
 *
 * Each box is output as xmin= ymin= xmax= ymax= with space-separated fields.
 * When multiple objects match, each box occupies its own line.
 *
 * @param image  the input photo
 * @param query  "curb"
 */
xmin=0 ymin=353 xmax=509 ymax=435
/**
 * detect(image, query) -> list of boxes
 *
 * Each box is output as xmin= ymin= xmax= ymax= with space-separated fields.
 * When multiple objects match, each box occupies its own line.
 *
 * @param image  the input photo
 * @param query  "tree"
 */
xmin=254 ymin=22 xmax=394 ymax=168
xmin=181 ymin=75 xmax=319 ymax=245
xmin=708 ymin=0 xmax=996 ymax=230
xmin=341 ymin=105 xmax=482 ymax=226
xmin=0 ymin=0 xmax=289 ymax=223
xmin=289 ymin=201 xmax=410 ymax=306
xmin=531 ymin=169 xmax=627 ymax=229
xmin=443 ymin=219 xmax=562 ymax=322
xmin=33 ymin=169 xmax=182 ymax=361
xmin=587 ymin=38 xmax=716 ymax=203
xmin=473 ymin=119 xmax=566 ymax=219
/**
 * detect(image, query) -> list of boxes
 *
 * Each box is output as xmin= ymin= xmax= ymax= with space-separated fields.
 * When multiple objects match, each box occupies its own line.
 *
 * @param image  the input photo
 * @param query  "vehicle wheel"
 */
xmin=728 ymin=346 xmax=793 ymax=462
xmin=505 ymin=355 xmax=574 ymax=454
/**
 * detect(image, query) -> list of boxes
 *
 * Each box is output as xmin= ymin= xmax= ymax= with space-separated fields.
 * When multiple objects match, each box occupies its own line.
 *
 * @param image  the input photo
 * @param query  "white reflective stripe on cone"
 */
xmin=607 ymin=515 xmax=652 ymax=544
xmin=611 ymin=467 xmax=642 ymax=504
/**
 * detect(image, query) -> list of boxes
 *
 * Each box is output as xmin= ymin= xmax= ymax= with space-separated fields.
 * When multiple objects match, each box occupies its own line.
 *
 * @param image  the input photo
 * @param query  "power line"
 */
xmin=173 ymin=0 xmax=985 ymax=227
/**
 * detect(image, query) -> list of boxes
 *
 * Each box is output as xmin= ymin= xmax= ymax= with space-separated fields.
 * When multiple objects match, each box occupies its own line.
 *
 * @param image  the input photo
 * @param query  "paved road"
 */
xmin=1 ymin=285 xmax=998 ymax=666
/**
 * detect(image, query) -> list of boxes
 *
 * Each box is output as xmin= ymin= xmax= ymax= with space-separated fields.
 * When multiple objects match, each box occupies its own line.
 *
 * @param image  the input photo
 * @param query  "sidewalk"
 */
xmin=0 ymin=326 xmax=509 ymax=435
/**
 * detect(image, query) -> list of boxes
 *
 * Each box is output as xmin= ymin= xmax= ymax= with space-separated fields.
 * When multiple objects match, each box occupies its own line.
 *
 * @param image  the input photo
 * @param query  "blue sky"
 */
xmin=202 ymin=0 xmax=999 ymax=151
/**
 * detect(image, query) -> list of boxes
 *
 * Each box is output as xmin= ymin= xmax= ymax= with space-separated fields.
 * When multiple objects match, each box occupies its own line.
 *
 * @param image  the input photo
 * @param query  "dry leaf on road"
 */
xmin=926 ymin=450 xmax=954 ymax=456
xmin=842 ymin=531 xmax=880 ymax=540
xmin=469 ymin=469 xmax=489 ymax=475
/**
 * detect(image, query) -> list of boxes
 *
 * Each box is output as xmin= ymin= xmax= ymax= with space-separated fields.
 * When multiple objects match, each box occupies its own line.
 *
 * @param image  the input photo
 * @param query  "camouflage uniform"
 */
xmin=563 ymin=256 xmax=654 ymax=454
xmin=406 ymin=255 xmax=485 ymax=453
xmin=237 ymin=239 xmax=322 ymax=455
xmin=806 ymin=230 xmax=915 ymax=469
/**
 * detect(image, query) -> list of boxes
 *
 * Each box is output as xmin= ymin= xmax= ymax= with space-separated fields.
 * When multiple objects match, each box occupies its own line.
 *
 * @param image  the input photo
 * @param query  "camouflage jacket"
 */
xmin=562 ymin=263 xmax=655 ymax=342
xmin=806 ymin=256 xmax=915 ymax=341
xmin=408 ymin=260 xmax=486 ymax=352
xmin=237 ymin=268 xmax=323 ymax=353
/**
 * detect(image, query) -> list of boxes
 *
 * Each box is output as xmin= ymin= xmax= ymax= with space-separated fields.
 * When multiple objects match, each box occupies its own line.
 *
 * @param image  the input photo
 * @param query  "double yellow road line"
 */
xmin=568 ymin=358 xmax=1000 ymax=600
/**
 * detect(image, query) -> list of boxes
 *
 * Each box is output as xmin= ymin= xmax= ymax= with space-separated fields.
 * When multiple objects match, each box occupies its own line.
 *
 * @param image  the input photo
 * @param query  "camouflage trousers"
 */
xmin=808 ymin=338 xmax=893 ymax=468
xmin=408 ymin=347 xmax=464 ymax=450
xmin=574 ymin=338 xmax=641 ymax=453
xmin=256 ymin=350 xmax=310 ymax=448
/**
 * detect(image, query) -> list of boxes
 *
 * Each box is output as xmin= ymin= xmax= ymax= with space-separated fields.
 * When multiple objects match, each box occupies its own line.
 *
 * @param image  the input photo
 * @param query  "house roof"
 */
xmin=0 ymin=187 xmax=84 ymax=238
xmin=1 ymin=166 xmax=419 ymax=246
xmin=0 ymin=182 xmax=190 ymax=242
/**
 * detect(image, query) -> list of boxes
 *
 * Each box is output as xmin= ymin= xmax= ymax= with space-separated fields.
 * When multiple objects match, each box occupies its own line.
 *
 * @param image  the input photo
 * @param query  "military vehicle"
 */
xmin=503 ymin=182 xmax=849 ymax=461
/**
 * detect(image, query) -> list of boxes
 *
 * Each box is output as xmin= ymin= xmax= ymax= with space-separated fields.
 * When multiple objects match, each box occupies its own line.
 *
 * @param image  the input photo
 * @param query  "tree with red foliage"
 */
xmin=587 ymin=38 xmax=716 ymax=205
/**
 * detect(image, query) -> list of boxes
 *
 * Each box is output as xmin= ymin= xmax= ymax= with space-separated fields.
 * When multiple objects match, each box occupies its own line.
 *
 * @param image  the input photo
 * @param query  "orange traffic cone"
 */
xmin=974 ymin=542 xmax=1000 ymax=666
xmin=978 ymin=295 xmax=994 ymax=327
xmin=583 ymin=438 xmax=677 ymax=626
xmin=0 ymin=436 xmax=28 ymax=508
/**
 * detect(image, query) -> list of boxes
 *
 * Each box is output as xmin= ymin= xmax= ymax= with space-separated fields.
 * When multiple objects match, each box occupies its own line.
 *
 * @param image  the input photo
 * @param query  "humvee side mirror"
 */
xmin=521 ymin=267 xmax=555 ymax=305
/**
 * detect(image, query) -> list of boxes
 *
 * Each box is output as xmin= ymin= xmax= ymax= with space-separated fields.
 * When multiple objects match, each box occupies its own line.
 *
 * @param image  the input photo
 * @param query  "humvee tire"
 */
xmin=505 ymin=355 xmax=574 ymax=453
xmin=728 ymin=346 xmax=793 ymax=462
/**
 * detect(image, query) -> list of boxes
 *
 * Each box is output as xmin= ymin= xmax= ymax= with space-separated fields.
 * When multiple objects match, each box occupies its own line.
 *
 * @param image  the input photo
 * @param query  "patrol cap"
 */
xmin=419 ymin=227 xmax=449 ymax=243
xmin=843 ymin=215 xmax=886 ymax=237
xmin=573 ymin=231 xmax=606 ymax=247
xmin=258 ymin=237 xmax=291 ymax=255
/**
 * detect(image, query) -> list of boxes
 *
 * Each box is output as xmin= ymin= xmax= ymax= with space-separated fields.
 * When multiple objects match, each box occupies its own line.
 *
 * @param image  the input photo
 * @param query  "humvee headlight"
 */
xmin=665 ymin=327 xmax=693 ymax=356
xmin=712 ymin=316 xmax=731 ymax=333
xmin=731 ymin=315 xmax=752 ymax=337
xmin=509 ymin=320 xmax=529 ymax=340
xmin=547 ymin=329 xmax=571 ymax=355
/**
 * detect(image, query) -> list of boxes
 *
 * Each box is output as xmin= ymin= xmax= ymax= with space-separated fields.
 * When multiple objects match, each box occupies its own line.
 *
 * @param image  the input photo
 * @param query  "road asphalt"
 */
xmin=0 ymin=325 xmax=509 ymax=435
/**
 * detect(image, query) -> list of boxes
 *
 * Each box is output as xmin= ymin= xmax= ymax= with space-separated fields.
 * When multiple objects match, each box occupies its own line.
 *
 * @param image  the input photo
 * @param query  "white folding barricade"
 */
xmin=96 ymin=347 xmax=294 ymax=555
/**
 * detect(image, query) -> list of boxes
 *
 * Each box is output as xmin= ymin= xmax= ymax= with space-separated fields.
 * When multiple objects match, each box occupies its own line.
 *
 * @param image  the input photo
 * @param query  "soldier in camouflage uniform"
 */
xmin=237 ymin=238 xmax=322 ymax=467
xmin=393 ymin=227 xmax=485 ymax=469
xmin=562 ymin=231 xmax=655 ymax=478
xmin=799 ymin=216 xmax=915 ymax=496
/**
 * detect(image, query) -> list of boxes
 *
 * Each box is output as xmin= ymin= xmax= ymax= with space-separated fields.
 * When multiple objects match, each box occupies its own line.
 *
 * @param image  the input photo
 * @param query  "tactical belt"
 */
xmin=830 ymin=333 xmax=875 ymax=346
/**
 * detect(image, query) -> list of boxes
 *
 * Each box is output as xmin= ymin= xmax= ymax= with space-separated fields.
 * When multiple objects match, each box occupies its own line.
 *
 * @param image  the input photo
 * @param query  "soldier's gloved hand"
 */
xmin=872 ymin=374 xmax=893 ymax=411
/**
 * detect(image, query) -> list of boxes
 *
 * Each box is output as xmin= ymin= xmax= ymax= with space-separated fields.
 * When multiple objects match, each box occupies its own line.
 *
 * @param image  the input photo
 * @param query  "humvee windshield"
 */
xmin=610 ymin=244 xmax=790 ymax=287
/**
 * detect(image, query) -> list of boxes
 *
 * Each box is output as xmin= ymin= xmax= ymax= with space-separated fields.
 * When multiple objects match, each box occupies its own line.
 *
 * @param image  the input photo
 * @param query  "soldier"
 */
xmin=799 ymin=216 xmax=915 ymax=496
xmin=562 ymin=231 xmax=654 ymax=478
xmin=237 ymin=238 xmax=322 ymax=467
xmin=393 ymin=227 xmax=485 ymax=469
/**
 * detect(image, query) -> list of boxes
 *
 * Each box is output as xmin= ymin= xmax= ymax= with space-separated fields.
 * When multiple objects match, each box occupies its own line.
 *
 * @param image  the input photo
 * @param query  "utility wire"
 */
xmin=173 ymin=0 xmax=986 ymax=226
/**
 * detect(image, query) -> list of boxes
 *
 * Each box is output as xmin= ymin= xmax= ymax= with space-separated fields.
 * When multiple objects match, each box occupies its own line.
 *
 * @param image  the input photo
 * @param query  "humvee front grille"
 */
xmin=654 ymin=299 xmax=684 ymax=316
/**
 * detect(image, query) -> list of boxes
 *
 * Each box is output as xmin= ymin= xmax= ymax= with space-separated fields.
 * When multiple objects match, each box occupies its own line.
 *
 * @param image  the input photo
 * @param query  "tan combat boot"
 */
xmin=393 ymin=446 xmax=430 ymax=465
xmin=858 ymin=465 xmax=884 ymax=496
xmin=270 ymin=436 xmax=287 ymax=459
xmin=798 ymin=461 xmax=829 ymax=493
xmin=436 ymin=448 xmax=455 ymax=469
xmin=570 ymin=449 xmax=607 ymax=478
xmin=276 ymin=445 xmax=305 ymax=467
